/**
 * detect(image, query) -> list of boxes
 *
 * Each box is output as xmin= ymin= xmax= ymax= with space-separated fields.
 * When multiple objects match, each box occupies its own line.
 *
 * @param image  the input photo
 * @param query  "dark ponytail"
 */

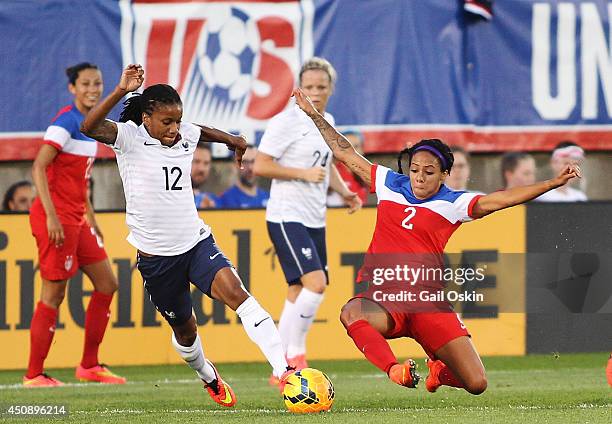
xmin=119 ymin=84 xmax=181 ymax=125
xmin=119 ymin=94 xmax=144 ymax=124
xmin=397 ymin=139 xmax=454 ymax=174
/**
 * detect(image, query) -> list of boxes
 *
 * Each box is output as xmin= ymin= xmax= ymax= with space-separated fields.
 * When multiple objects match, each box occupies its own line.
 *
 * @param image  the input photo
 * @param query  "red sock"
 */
xmin=27 ymin=302 xmax=58 ymax=378
xmin=81 ymin=291 xmax=113 ymax=368
xmin=347 ymin=320 xmax=398 ymax=374
xmin=437 ymin=361 xmax=465 ymax=388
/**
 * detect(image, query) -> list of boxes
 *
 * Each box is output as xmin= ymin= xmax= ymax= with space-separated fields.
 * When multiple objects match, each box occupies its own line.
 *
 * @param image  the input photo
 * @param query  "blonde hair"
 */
xmin=299 ymin=57 xmax=337 ymax=87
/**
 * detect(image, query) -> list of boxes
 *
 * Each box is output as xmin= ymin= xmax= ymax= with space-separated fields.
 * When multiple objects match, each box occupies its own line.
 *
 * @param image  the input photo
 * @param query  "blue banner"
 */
xmin=0 ymin=0 xmax=610 ymax=159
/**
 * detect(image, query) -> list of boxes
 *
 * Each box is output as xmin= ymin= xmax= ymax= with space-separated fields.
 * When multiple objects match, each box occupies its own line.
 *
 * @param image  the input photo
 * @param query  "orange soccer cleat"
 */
xmin=388 ymin=359 xmax=420 ymax=388
xmin=23 ymin=373 xmax=64 ymax=388
xmin=287 ymin=354 xmax=308 ymax=371
xmin=268 ymin=373 xmax=280 ymax=387
xmin=278 ymin=366 xmax=297 ymax=393
xmin=606 ymin=353 xmax=612 ymax=388
xmin=76 ymin=364 xmax=126 ymax=384
xmin=425 ymin=358 xmax=445 ymax=392
xmin=203 ymin=360 xmax=236 ymax=407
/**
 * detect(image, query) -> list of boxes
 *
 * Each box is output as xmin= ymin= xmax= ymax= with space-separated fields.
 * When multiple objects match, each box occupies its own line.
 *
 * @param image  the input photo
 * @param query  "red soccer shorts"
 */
xmin=30 ymin=217 xmax=107 ymax=281
xmin=351 ymin=291 xmax=470 ymax=359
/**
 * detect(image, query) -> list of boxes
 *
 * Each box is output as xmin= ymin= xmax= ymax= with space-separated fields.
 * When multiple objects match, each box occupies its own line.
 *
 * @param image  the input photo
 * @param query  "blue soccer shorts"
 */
xmin=266 ymin=221 xmax=328 ymax=285
xmin=136 ymin=235 xmax=233 ymax=326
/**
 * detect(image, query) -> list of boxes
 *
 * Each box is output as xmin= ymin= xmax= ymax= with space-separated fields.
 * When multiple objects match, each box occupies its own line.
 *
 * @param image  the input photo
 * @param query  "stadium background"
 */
xmin=0 ymin=0 xmax=611 ymax=371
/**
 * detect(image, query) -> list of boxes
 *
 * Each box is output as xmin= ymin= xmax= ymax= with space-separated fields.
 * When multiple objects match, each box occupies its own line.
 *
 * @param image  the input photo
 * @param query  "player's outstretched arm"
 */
xmin=81 ymin=64 xmax=144 ymax=144
xmin=293 ymin=88 xmax=373 ymax=187
xmin=195 ymin=126 xmax=247 ymax=168
xmin=472 ymin=164 xmax=581 ymax=218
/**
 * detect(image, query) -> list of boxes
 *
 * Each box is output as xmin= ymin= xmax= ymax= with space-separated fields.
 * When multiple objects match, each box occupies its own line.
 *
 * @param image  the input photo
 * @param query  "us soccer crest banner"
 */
xmin=0 ymin=0 xmax=611 ymax=160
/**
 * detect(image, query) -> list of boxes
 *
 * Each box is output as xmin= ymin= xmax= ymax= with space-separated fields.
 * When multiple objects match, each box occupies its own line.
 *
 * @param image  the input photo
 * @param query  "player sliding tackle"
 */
xmin=293 ymin=88 xmax=581 ymax=395
xmin=81 ymin=64 xmax=293 ymax=407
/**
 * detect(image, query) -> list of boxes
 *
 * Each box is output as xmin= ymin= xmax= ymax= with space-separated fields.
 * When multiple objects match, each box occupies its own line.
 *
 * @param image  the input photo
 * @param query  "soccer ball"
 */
xmin=198 ymin=6 xmax=260 ymax=102
xmin=282 ymin=368 xmax=335 ymax=413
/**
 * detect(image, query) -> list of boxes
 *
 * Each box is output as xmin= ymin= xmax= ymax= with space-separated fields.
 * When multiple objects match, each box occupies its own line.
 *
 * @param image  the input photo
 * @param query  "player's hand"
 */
xmin=301 ymin=167 xmax=326 ymax=183
xmin=343 ymin=191 xmax=363 ymax=214
xmin=553 ymin=163 xmax=582 ymax=187
xmin=93 ymin=224 xmax=104 ymax=242
xmin=47 ymin=214 xmax=64 ymax=247
xmin=292 ymin=88 xmax=319 ymax=118
xmin=117 ymin=64 xmax=144 ymax=93
xmin=227 ymin=134 xmax=248 ymax=168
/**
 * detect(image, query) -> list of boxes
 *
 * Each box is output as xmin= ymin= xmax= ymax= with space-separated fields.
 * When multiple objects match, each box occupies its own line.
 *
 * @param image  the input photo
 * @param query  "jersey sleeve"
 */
xmin=258 ymin=114 xmax=292 ymax=159
xmin=112 ymin=121 xmax=138 ymax=154
xmin=370 ymin=164 xmax=392 ymax=196
xmin=43 ymin=111 xmax=77 ymax=151
xmin=180 ymin=122 xmax=201 ymax=145
xmin=453 ymin=192 xmax=484 ymax=222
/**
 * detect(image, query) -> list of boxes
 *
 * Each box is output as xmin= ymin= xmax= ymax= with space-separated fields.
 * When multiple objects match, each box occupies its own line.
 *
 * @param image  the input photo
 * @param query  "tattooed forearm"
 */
xmin=309 ymin=111 xmax=372 ymax=186
xmin=311 ymin=114 xmax=351 ymax=151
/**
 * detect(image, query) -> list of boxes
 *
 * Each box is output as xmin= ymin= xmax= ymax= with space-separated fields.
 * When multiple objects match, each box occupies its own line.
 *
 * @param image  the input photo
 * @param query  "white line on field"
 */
xmin=0 ymin=374 xmax=385 ymax=391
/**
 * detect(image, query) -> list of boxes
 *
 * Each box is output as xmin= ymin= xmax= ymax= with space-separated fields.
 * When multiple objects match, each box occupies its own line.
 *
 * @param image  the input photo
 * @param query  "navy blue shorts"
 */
xmin=266 ymin=221 xmax=328 ymax=285
xmin=136 ymin=235 xmax=233 ymax=326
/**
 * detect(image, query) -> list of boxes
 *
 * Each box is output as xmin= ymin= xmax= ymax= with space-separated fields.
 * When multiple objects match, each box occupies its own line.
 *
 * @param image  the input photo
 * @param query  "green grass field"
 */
xmin=0 ymin=353 xmax=610 ymax=423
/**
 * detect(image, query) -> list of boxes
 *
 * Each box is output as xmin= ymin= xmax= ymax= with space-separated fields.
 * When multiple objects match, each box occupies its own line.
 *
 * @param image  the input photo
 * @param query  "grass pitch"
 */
xmin=0 ymin=353 xmax=610 ymax=423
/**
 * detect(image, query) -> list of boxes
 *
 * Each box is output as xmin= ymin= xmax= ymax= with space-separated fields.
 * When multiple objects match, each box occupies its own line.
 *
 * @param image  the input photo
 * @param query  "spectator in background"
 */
xmin=191 ymin=142 xmax=218 ymax=208
xmin=217 ymin=145 xmax=269 ymax=208
xmin=501 ymin=152 xmax=536 ymax=189
xmin=327 ymin=129 xmax=368 ymax=206
xmin=536 ymin=141 xmax=587 ymax=202
xmin=2 ymin=180 xmax=35 ymax=211
xmin=445 ymin=146 xmax=471 ymax=191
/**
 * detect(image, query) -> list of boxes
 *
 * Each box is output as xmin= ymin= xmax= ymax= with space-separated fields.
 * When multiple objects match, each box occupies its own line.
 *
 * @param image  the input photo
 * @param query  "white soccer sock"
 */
xmin=171 ymin=332 xmax=216 ymax=383
xmin=236 ymin=296 xmax=288 ymax=378
xmin=287 ymin=288 xmax=324 ymax=358
xmin=278 ymin=299 xmax=296 ymax=354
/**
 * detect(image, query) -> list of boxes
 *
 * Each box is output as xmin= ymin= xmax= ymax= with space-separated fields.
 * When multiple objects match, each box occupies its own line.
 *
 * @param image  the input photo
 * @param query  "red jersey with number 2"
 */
xmin=367 ymin=164 xmax=482 ymax=255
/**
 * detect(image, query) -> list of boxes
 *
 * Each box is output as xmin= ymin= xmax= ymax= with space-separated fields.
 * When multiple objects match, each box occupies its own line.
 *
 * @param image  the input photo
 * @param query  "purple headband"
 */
xmin=413 ymin=145 xmax=448 ymax=170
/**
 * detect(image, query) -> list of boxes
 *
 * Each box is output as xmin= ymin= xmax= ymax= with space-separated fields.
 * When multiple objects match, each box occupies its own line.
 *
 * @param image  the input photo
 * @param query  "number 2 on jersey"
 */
xmin=162 ymin=166 xmax=182 ymax=191
xmin=401 ymin=207 xmax=416 ymax=230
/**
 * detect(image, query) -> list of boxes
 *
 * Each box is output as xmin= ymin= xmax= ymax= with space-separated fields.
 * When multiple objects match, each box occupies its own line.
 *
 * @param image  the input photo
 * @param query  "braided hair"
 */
xmin=119 ymin=84 xmax=182 ymax=125
xmin=397 ymin=139 xmax=454 ymax=175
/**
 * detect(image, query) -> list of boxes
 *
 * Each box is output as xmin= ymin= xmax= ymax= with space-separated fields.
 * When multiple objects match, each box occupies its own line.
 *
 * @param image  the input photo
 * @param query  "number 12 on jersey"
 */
xmin=162 ymin=166 xmax=182 ymax=191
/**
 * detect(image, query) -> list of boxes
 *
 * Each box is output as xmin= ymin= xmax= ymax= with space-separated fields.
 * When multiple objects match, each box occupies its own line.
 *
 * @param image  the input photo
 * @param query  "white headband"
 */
xmin=552 ymin=145 xmax=584 ymax=160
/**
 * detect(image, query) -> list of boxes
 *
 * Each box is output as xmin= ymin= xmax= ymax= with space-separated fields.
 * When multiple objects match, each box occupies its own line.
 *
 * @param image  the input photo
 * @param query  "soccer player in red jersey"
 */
xmin=293 ymin=88 xmax=581 ymax=395
xmin=25 ymin=63 xmax=126 ymax=387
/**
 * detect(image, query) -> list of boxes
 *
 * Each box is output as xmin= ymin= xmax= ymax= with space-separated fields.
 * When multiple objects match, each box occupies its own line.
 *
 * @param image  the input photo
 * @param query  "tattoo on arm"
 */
xmin=311 ymin=113 xmax=371 ymax=186
xmin=87 ymin=120 xmax=118 ymax=145
xmin=311 ymin=114 xmax=351 ymax=151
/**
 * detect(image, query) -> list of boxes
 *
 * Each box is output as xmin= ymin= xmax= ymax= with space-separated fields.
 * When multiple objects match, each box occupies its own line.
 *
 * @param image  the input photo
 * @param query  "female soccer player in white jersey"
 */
xmin=293 ymin=88 xmax=581 ymax=395
xmin=81 ymin=64 xmax=292 ymax=407
xmin=254 ymin=58 xmax=362 ymax=379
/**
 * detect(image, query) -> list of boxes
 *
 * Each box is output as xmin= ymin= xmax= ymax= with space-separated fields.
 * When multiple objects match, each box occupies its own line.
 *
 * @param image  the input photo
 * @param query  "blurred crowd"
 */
xmin=2 ymin=135 xmax=589 ymax=213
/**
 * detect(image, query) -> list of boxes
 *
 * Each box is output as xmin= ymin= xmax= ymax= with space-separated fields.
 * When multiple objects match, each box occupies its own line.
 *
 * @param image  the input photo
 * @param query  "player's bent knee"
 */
xmin=42 ymin=290 xmax=66 ymax=308
xmin=465 ymin=375 xmax=488 ymax=395
xmin=339 ymin=301 xmax=364 ymax=328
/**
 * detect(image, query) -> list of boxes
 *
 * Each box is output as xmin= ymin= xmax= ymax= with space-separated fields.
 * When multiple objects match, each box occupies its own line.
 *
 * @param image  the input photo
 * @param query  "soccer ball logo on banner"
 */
xmin=198 ymin=7 xmax=259 ymax=104
xmin=125 ymin=1 xmax=310 ymax=141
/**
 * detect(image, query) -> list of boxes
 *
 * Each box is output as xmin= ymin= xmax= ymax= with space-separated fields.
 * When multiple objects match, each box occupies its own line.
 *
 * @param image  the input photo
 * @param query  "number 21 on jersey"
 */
xmin=401 ymin=207 xmax=416 ymax=230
